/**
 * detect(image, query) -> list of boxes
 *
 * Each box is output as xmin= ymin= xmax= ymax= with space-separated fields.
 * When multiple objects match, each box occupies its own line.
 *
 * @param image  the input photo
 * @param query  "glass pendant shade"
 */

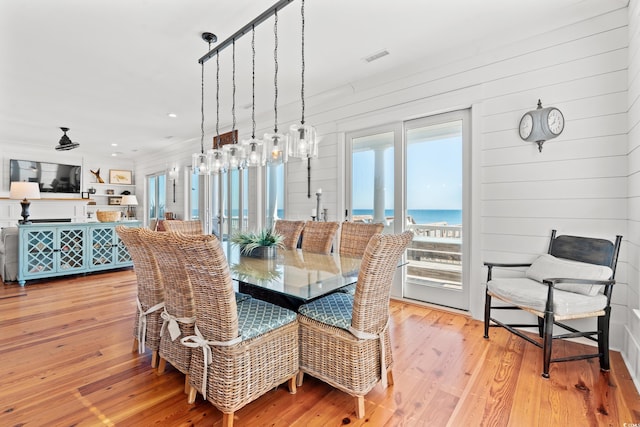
xmin=288 ymin=123 xmax=318 ymax=159
xmin=242 ymin=138 xmax=265 ymax=167
xmin=264 ymin=132 xmax=288 ymax=164
xmin=223 ymin=144 xmax=246 ymax=170
xmin=208 ymin=148 xmax=227 ymax=174
xmin=192 ymin=152 xmax=210 ymax=175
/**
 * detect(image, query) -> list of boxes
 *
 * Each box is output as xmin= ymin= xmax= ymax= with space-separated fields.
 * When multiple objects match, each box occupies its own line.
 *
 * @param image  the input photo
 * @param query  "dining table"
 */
xmin=223 ymin=242 xmax=362 ymax=310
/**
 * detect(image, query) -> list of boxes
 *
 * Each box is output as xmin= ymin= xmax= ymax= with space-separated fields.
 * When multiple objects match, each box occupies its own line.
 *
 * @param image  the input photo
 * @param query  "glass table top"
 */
xmin=222 ymin=242 xmax=362 ymax=301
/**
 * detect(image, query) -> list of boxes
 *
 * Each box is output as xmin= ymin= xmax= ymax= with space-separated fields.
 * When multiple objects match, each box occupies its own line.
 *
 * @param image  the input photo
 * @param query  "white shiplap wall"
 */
xmin=131 ymin=4 xmax=637 ymax=387
xmin=626 ymin=0 xmax=640 ymax=393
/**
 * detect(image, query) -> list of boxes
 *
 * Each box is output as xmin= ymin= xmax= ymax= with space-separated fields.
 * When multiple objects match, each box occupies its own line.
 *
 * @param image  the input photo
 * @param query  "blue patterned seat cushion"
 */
xmin=298 ymin=292 xmax=354 ymax=331
xmin=237 ymin=298 xmax=297 ymax=341
xmin=235 ymin=291 xmax=251 ymax=302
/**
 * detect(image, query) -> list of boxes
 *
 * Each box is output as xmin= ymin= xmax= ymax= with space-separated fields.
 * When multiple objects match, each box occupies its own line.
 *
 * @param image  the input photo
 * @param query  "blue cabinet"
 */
xmin=17 ymin=221 xmax=140 ymax=285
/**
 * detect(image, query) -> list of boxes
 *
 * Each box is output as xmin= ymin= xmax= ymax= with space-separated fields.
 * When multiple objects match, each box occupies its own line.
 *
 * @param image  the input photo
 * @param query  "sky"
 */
xmin=352 ymin=135 xmax=462 ymax=210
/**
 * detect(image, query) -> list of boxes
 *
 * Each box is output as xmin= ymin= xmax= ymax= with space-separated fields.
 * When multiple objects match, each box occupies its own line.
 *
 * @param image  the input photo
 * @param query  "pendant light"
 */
xmin=242 ymin=25 xmax=265 ymax=167
xmin=264 ymin=8 xmax=287 ymax=164
xmin=192 ymin=32 xmax=217 ymax=175
xmin=289 ymin=0 xmax=318 ymax=159
xmin=223 ymin=39 xmax=246 ymax=170
xmin=209 ymin=53 xmax=227 ymax=174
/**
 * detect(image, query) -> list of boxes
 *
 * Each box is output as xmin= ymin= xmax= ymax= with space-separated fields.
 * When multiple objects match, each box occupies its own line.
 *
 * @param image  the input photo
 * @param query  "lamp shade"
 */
xmin=10 ymin=182 xmax=41 ymax=200
xmin=120 ymin=195 xmax=138 ymax=206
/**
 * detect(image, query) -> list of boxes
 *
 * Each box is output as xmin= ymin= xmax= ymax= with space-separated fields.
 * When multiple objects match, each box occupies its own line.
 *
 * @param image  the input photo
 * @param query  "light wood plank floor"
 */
xmin=1 ymin=270 xmax=639 ymax=426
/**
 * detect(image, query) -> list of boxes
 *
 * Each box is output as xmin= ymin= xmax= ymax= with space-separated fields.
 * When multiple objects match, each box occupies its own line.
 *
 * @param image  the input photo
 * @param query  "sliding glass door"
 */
xmin=403 ymin=110 xmax=469 ymax=310
xmin=347 ymin=109 xmax=470 ymax=310
xmin=147 ymin=173 xmax=166 ymax=230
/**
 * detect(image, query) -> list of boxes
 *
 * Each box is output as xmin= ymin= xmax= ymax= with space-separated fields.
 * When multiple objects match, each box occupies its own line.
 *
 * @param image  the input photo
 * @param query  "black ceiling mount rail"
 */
xmin=198 ymin=0 xmax=295 ymax=65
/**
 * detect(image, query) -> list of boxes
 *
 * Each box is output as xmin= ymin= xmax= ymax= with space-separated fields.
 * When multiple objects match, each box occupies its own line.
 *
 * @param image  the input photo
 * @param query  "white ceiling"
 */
xmin=0 ymin=0 xmax=625 ymax=159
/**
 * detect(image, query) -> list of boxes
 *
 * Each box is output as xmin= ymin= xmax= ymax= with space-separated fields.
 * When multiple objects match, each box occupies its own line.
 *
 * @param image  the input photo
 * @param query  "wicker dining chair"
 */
xmin=297 ymin=231 xmax=413 ymax=419
xmin=163 ymin=220 xmax=203 ymax=235
xmin=300 ymin=221 xmax=339 ymax=254
xmin=337 ymin=222 xmax=384 ymax=295
xmin=115 ymin=225 xmax=165 ymax=369
xmin=141 ymin=229 xmax=196 ymax=394
xmin=339 ymin=221 xmax=384 ymax=257
xmin=273 ymin=219 xmax=304 ymax=249
xmin=172 ymin=233 xmax=299 ymax=426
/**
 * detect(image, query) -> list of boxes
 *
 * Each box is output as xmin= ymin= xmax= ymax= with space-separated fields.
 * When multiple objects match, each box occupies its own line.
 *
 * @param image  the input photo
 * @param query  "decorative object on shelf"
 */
xmin=230 ymin=228 xmax=284 ymax=258
xmin=96 ymin=210 xmax=121 ymax=222
xmin=106 ymin=189 xmax=115 ymax=195
xmin=518 ymin=99 xmax=565 ymax=152
xmin=81 ymin=192 xmax=90 ymax=199
xmin=88 ymin=187 xmax=97 ymax=194
xmin=108 ymin=196 xmax=123 ymax=206
xmin=55 ymin=127 xmax=80 ymax=151
xmin=109 ymin=169 xmax=132 ymax=184
xmin=120 ymin=195 xmax=138 ymax=219
xmin=90 ymin=168 xmax=104 ymax=183
xmin=289 ymin=0 xmax=318 ymax=161
xmin=192 ymin=32 xmax=217 ymax=176
xmin=168 ymin=165 xmax=179 ymax=203
xmin=9 ymin=182 xmax=41 ymax=224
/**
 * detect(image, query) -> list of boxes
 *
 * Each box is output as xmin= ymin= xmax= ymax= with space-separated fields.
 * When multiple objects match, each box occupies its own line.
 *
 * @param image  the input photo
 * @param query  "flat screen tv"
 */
xmin=10 ymin=159 xmax=81 ymax=194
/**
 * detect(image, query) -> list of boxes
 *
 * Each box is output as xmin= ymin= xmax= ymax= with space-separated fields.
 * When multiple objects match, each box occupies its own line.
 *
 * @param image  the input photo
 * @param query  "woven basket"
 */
xmin=96 ymin=210 xmax=121 ymax=222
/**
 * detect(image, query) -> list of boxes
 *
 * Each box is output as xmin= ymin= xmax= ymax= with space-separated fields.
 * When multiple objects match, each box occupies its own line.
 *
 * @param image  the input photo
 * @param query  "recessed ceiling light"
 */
xmin=168 ymin=113 xmax=177 ymax=118
xmin=111 ymin=143 xmax=118 ymax=147
xmin=111 ymin=153 xmax=117 ymax=157
xmin=363 ymin=49 xmax=390 ymax=63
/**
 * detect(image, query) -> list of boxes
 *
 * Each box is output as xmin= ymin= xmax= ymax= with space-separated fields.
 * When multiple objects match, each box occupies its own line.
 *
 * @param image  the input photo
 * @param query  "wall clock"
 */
xmin=518 ymin=99 xmax=564 ymax=152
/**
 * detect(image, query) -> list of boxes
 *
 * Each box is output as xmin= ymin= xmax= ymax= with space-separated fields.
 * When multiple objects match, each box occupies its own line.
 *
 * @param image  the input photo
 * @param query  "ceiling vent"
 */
xmin=364 ymin=49 xmax=390 ymax=63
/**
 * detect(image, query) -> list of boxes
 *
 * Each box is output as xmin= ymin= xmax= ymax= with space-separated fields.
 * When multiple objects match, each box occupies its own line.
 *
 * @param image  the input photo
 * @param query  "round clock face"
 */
xmin=547 ymin=108 xmax=564 ymax=135
xmin=519 ymin=113 xmax=533 ymax=140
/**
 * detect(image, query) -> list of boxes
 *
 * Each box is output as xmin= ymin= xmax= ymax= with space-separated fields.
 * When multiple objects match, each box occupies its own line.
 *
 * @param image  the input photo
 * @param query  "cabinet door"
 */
xmin=115 ymin=233 xmax=132 ymax=265
xmin=90 ymin=226 xmax=116 ymax=268
xmin=58 ymin=227 xmax=87 ymax=272
xmin=23 ymin=228 xmax=56 ymax=274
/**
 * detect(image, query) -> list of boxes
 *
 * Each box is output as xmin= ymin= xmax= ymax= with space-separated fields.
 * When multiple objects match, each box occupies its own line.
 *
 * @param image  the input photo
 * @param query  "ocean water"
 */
xmin=352 ymin=209 xmax=462 ymax=225
xmin=219 ymin=209 xmax=462 ymax=225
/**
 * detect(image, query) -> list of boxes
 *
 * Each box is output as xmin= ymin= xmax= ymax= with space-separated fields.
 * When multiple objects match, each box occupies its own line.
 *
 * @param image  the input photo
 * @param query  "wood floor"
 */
xmin=1 ymin=270 xmax=639 ymax=426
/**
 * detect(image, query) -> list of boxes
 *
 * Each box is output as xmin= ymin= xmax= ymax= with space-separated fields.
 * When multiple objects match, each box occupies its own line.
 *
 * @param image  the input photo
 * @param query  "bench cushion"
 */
xmin=237 ymin=298 xmax=296 ymax=341
xmin=488 ymin=277 xmax=608 ymax=317
xmin=298 ymin=292 xmax=354 ymax=330
xmin=525 ymin=254 xmax=612 ymax=296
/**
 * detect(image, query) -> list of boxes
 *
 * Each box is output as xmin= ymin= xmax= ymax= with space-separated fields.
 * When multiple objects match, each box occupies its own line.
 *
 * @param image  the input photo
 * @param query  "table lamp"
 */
xmin=120 ymin=195 xmax=138 ymax=219
xmin=10 ymin=182 xmax=41 ymax=224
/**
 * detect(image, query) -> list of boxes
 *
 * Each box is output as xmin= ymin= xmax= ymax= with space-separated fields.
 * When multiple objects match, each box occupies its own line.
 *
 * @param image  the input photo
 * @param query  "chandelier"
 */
xmin=196 ymin=0 xmax=318 ymax=174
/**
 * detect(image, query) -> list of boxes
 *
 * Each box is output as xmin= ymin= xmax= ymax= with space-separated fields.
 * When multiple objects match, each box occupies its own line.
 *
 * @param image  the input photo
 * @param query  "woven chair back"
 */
xmin=339 ymin=222 xmax=384 ymax=257
xmin=116 ymin=226 xmax=164 ymax=307
xmin=273 ymin=220 xmax=304 ymax=249
xmin=300 ymin=221 xmax=339 ymax=254
xmin=351 ymin=231 xmax=413 ymax=335
xmin=172 ymin=234 xmax=239 ymax=342
xmin=163 ymin=220 xmax=203 ymax=235
xmin=141 ymin=229 xmax=194 ymax=319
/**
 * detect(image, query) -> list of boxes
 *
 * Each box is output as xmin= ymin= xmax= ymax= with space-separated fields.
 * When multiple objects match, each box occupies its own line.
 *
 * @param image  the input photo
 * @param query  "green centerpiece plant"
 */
xmin=230 ymin=228 xmax=285 ymax=258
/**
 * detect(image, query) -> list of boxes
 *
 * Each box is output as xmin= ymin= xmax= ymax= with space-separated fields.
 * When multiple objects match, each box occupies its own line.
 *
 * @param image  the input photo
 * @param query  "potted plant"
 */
xmin=230 ymin=228 xmax=285 ymax=259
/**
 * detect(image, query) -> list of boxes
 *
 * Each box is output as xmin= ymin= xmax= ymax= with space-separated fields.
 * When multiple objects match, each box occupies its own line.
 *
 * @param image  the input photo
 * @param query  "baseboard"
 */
xmin=621 ymin=309 xmax=640 ymax=394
